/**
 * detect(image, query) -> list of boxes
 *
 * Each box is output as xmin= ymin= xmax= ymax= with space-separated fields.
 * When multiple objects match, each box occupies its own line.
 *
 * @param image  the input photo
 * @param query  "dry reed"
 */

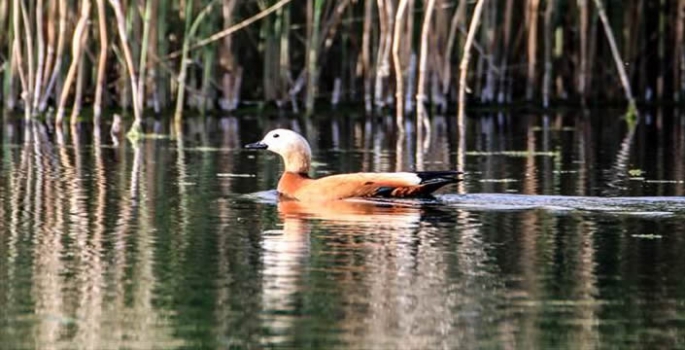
xmin=2 ymin=0 xmax=677 ymax=129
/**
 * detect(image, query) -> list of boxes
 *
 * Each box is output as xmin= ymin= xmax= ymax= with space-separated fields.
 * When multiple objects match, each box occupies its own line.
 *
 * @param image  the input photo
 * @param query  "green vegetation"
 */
xmin=1 ymin=0 xmax=680 ymax=127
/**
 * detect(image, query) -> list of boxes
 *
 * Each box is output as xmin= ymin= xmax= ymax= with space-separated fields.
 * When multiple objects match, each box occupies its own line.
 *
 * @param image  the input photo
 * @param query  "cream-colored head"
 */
xmin=245 ymin=129 xmax=312 ymax=174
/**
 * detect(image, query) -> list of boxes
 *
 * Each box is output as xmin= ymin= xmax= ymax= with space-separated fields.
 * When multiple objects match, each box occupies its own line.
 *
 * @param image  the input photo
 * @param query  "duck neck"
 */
xmin=283 ymin=152 xmax=311 ymax=174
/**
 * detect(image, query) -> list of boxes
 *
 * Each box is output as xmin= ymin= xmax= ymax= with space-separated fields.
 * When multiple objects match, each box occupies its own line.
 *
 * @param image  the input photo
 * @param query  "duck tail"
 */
xmin=416 ymin=171 xmax=463 ymax=185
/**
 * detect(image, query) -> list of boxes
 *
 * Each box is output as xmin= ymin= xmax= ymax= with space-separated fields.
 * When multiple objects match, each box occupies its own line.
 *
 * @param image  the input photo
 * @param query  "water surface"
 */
xmin=1 ymin=110 xmax=685 ymax=348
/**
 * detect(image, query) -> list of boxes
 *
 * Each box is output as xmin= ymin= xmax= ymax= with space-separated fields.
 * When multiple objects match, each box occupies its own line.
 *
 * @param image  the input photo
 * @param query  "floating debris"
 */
xmin=631 ymin=234 xmax=663 ymax=239
xmin=466 ymin=151 xmax=560 ymax=157
xmin=644 ymin=180 xmax=685 ymax=184
xmin=479 ymin=178 xmax=519 ymax=183
xmin=217 ymin=173 xmax=256 ymax=178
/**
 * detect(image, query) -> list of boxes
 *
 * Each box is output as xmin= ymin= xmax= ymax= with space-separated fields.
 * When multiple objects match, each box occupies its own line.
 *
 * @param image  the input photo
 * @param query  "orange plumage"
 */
xmin=245 ymin=129 xmax=461 ymax=201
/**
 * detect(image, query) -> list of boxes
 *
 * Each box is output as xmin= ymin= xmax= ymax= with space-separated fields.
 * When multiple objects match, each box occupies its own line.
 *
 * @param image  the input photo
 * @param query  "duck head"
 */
xmin=245 ymin=129 xmax=312 ymax=174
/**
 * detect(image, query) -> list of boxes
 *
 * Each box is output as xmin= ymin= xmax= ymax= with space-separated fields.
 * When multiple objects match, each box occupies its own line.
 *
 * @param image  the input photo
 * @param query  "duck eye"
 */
xmin=273 ymin=134 xmax=280 ymax=138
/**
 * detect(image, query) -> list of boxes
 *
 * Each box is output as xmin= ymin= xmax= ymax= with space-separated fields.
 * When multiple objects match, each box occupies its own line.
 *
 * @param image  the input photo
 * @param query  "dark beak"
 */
xmin=244 ymin=141 xmax=268 ymax=150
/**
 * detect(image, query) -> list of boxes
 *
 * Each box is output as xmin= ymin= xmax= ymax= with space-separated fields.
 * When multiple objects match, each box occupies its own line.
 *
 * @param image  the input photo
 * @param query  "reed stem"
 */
xmin=392 ymin=0 xmax=408 ymax=133
xmin=592 ymin=0 xmax=637 ymax=115
xmin=416 ymin=0 xmax=436 ymax=151
xmin=174 ymin=1 xmax=215 ymax=123
xmin=11 ymin=0 xmax=29 ymax=119
xmin=39 ymin=0 xmax=66 ymax=112
xmin=93 ymin=0 xmax=109 ymax=124
xmin=109 ymin=0 xmax=142 ymax=131
xmin=137 ymin=0 xmax=153 ymax=116
xmin=458 ymin=0 xmax=487 ymax=122
xmin=32 ymin=0 xmax=45 ymax=113
xmin=305 ymin=0 xmax=324 ymax=116
xmin=0 ymin=0 xmax=679 ymax=119
xmin=56 ymin=0 xmax=91 ymax=125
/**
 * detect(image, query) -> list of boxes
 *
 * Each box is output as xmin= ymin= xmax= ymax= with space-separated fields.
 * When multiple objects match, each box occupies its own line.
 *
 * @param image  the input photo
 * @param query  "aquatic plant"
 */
xmin=2 ymin=0 xmax=677 ymax=128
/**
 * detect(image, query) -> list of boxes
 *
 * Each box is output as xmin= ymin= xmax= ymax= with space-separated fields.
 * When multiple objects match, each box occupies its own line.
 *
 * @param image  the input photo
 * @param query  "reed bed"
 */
xmin=0 ymin=0 xmax=680 ymax=126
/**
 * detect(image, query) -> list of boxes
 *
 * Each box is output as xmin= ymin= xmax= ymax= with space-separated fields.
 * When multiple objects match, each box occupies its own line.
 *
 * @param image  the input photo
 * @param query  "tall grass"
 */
xmin=0 ymin=0 xmax=680 ymax=127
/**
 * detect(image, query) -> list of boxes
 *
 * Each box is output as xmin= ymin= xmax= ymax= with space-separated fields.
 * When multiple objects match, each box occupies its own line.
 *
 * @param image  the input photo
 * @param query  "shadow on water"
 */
xmin=1 ymin=109 xmax=685 ymax=348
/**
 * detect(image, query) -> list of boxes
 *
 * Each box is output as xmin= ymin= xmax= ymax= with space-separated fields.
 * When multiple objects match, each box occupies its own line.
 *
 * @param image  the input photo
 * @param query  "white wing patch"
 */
xmin=357 ymin=172 xmax=421 ymax=185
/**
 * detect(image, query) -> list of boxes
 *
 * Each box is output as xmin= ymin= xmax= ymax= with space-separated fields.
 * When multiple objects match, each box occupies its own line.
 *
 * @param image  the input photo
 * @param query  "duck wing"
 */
xmin=294 ymin=171 xmax=462 ymax=201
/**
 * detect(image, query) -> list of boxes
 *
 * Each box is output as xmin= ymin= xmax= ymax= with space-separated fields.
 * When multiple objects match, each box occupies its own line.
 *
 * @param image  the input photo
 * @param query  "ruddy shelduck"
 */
xmin=245 ymin=129 xmax=462 ymax=201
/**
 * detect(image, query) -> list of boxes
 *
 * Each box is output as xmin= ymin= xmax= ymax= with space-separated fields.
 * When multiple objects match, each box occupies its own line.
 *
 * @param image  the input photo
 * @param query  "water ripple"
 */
xmin=439 ymin=193 xmax=685 ymax=216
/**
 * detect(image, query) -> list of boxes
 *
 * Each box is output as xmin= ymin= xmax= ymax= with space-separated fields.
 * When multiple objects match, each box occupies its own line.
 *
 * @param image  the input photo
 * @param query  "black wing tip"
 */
xmin=416 ymin=171 xmax=463 ymax=184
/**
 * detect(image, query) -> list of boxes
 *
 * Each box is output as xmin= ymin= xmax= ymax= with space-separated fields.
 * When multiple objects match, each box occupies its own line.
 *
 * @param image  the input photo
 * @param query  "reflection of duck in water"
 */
xmin=260 ymin=195 xmax=459 ymax=346
xmin=245 ymin=129 xmax=462 ymax=202
xmin=277 ymin=199 xmax=426 ymax=226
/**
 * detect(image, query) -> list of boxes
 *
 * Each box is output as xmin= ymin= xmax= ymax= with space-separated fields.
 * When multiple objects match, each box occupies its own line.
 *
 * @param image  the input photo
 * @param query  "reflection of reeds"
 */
xmin=0 ymin=121 xmax=181 ymax=347
xmin=524 ymin=117 xmax=538 ymax=195
xmin=3 ymin=111 xmax=685 ymax=347
xmin=31 ymin=122 xmax=66 ymax=348
xmin=604 ymin=116 xmax=638 ymax=196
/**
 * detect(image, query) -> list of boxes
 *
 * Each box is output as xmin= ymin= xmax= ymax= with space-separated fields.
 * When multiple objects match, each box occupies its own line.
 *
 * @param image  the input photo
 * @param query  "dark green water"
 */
xmin=1 ymin=110 xmax=685 ymax=349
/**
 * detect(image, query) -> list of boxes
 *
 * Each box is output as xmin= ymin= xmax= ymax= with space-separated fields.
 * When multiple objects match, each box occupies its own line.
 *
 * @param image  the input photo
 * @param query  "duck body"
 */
xmin=245 ymin=129 xmax=461 ymax=202
xmin=276 ymin=170 xmax=461 ymax=201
